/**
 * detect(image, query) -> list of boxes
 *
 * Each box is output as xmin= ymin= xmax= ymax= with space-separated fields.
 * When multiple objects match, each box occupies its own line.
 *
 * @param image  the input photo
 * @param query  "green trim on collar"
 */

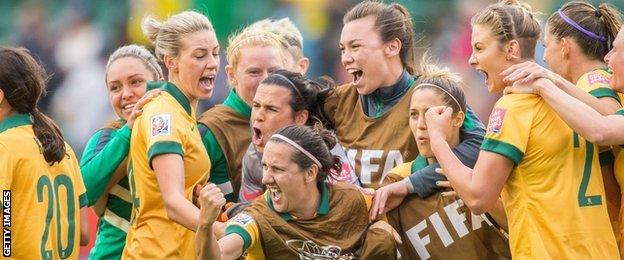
xmin=481 ymin=138 xmax=523 ymax=165
xmin=223 ymin=89 xmax=251 ymax=118
xmin=615 ymin=108 xmax=624 ymax=116
xmin=411 ymin=156 xmax=429 ymax=172
xmin=147 ymin=81 xmax=192 ymax=115
xmin=266 ymin=182 xmax=331 ymax=221
xmin=0 ymin=113 xmax=33 ymax=133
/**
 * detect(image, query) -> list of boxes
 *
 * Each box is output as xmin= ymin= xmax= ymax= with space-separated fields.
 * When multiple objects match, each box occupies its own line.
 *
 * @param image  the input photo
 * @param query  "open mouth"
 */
xmin=252 ymin=126 xmax=263 ymax=146
xmin=476 ymin=69 xmax=489 ymax=84
xmin=268 ymin=186 xmax=282 ymax=202
xmin=121 ymin=103 xmax=136 ymax=115
xmin=347 ymin=68 xmax=363 ymax=86
xmin=199 ymin=75 xmax=216 ymax=91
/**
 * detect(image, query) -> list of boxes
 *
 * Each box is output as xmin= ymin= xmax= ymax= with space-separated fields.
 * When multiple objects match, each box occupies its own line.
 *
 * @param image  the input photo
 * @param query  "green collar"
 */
xmin=266 ymin=182 xmax=330 ymax=221
xmin=223 ymin=89 xmax=251 ymax=118
xmin=411 ymin=155 xmax=429 ymax=172
xmin=146 ymin=81 xmax=192 ymax=116
xmin=0 ymin=113 xmax=33 ymax=133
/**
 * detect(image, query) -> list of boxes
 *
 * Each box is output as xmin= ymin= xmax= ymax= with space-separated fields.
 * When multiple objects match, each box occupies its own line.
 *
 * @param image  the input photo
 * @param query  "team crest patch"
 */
xmin=587 ymin=72 xmax=610 ymax=85
xmin=151 ymin=114 xmax=171 ymax=137
xmin=230 ymin=212 xmax=254 ymax=226
xmin=487 ymin=108 xmax=506 ymax=134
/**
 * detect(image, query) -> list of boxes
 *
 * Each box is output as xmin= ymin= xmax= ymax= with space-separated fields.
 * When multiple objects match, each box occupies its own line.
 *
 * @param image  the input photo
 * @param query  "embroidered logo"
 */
xmin=587 ymin=72 xmax=610 ymax=85
xmin=487 ymin=108 xmax=506 ymax=134
xmin=230 ymin=212 xmax=254 ymax=226
xmin=151 ymin=114 xmax=171 ymax=137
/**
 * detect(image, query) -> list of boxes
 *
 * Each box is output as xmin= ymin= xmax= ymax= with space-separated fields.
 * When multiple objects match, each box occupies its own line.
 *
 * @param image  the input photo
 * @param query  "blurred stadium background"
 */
xmin=0 ymin=0 xmax=621 ymax=257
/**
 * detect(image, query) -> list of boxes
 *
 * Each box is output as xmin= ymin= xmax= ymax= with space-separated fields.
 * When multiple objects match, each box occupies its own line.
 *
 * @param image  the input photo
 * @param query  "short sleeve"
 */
xmin=480 ymin=95 xmax=535 ymax=165
xmin=0 ymin=144 xmax=13 ymax=190
xmin=141 ymin=99 xmax=185 ymax=167
xmin=578 ymin=71 xmax=620 ymax=103
xmin=224 ymin=212 xmax=259 ymax=252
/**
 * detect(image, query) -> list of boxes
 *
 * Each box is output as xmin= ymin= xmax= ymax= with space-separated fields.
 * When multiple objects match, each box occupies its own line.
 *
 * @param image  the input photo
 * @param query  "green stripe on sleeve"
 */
xmin=147 ymin=141 xmax=184 ymax=169
xmin=615 ymin=109 xmax=624 ymax=116
xmin=481 ymin=138 xmax=524 ymax=165
xmin=79 ymin=193 xmax=89 ymax=208
xmin=224 ymin=225 xmax=252 ymax=251
xmin=589 ymin=88 xmax=621 ymax=103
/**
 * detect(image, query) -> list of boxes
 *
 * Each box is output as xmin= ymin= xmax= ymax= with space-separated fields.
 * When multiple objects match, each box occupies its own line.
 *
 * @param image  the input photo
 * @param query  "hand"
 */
xmin=127 ymin=89 xmax=162 ymax=129
xmin=192 ymin=183 xmax=206 ymax=207
xmin=503 ymin=77 xmax=554 ymax=96
xmin=424 ymin=106 xmax=453 ymax=138
xmin=434 ymin=169 xmax=457 ymax=197
xmin=370 ymin=181 xmax=409 ymax=221
xmin=500 ymin=61 xmax=555 ymax=85
xmin=198 ymin=183 xmax=226 ymax=227
xmin=370 ymin=220 xmax=402 ymax=244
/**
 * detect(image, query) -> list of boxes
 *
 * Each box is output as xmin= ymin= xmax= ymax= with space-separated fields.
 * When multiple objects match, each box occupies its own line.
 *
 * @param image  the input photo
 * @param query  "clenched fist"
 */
xmin=198 ymin=183 xmax=226 ymax=228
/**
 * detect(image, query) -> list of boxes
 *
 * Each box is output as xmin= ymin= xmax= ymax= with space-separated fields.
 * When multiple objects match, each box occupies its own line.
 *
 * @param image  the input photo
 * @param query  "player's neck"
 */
xmin=291 ymin=187 xmax=321 ymax=220
xmin=0 ymin=102 xmax=14 ymax=124
xmin=568 ymin=58 xmax=606 ymax=84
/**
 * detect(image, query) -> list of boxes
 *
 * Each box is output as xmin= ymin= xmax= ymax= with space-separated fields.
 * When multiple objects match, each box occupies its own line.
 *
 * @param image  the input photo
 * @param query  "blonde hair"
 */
xmin=142 ymin=11 xmax=215 ymax=61
xmin=225 ymin=26 xmax=285 ymax=70
xmin=105 ymin=44 xmax=163 ymax=81
xmin=471 ymin=0 xmax=541 ymax=59
xmin=249 ymin=18 xmax=305 ymax=61
xmin=416 ymin=58 xmax=466 ymax=115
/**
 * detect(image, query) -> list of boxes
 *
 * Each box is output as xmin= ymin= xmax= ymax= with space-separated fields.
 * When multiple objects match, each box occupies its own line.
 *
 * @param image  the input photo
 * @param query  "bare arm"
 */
xmin=196 ymin=184 xmax=243 ymax=260
xmin=153 ymin=154 xmax=201 ymax=230
xmin=79 ymin=207 xmax=90 ymax=246
xmin=526 ymin=79 xmax=624 ymax=145
xmin=501 ymin=61 xmax=620 ymax=115
xmin=426 ymin=107 xmax=513 ymax=214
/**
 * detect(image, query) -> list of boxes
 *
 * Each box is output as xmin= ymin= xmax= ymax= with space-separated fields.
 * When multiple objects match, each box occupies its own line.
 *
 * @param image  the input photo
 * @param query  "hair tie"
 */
xmin=415 ymin=83 xmax=463 ymax=113
xmin=557 ymin=10 xmax=607 ymax=42
xmin=271 ymin=134 xmax=322 ymax=167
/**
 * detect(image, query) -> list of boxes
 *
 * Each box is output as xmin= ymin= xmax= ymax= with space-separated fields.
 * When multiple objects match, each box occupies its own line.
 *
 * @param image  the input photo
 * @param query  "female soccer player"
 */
xmin=425 ymin=0 xmax=619 ymax=258
xmin=500 ymin=0 xmax=624 ymax=247
xmin=122 ymin=11 xmax=219 ymax=259
xmin=0 ymin=46 xmax=88 ymax=259
xmin=197 ymin=125 xmax=398 ymax=259
xmin=80 ymin=45 xmax=163 ymax=259
xmin=239 ymin=69 xmax=358 ymax=202
xmin=381 ymin=66 xmax=510 ymax=259
xmin=329 ymin=1 xmax=485 ymax=192
xmin=197 ymin=18 xmax=306 ymax=202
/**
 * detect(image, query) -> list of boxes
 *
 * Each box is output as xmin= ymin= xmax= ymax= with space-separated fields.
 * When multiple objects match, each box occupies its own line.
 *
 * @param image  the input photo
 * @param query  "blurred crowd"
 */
xmin=1 ymin=0 xmax=622 ymax=158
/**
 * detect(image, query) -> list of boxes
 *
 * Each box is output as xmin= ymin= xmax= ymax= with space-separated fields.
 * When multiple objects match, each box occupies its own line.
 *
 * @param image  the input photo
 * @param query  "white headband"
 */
xmin=414 ymin=83 xmax=463 ymax=113
xmin=271 ymin=134 xmax=322 ymax=167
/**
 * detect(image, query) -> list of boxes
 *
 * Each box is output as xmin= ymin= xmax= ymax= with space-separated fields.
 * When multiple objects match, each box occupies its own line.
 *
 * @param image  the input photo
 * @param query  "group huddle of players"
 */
xmin=4 ymin=0 xmax=624 ymax=259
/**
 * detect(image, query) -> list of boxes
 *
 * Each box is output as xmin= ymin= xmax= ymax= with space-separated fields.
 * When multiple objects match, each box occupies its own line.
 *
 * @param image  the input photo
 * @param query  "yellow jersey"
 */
xmin=0 ymin=113 xmax=87 ymax=259
xmin=481 ymin=93 xmax=619 ymax=259
xmin=123 ymin=82 xmax=210 ymax=259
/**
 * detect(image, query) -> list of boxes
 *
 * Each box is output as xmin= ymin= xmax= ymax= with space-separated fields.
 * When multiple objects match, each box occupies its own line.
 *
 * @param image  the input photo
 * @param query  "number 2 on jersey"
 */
xmin=574 ymin=132 xmax=602 ymax=207
xmin=36 ymin=174 xmax=76 ymax=259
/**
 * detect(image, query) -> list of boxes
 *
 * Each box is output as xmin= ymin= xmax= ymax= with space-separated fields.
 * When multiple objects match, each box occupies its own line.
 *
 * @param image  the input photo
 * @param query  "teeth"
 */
xmin=123 ymin=104 xmax=135 ymax=110
xmin=347 ymin=69 xmax=361 ymax=74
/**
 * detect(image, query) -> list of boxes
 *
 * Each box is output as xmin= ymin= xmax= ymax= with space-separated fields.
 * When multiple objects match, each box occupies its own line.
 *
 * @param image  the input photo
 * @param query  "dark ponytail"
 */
xmin=261 ymin=69 xmax=336 ymax=129
xmin=0 ymin=46 xmax=66 ymax=164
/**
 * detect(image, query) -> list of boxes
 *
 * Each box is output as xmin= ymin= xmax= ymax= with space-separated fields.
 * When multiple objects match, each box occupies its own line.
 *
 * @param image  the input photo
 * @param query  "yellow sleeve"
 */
xmin=577 ymin=70 xmax=620 ymax=103
xmin=141 ymin=99 xmax=186 ymax=168
xmin=0 ymin=143 xmax=12 ymax=191
xmin=66 ymin=144 xmax=88 ymax=208
xmin=481 ymin=95 xmax=536 ymax=164
xmin=224 ymin=212 xmax=260 ymax=252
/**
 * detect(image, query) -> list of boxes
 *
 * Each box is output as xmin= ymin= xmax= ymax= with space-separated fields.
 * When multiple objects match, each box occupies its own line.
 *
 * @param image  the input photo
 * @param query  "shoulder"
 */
xmin=495 ymin=93 xmax=541 ymax=109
